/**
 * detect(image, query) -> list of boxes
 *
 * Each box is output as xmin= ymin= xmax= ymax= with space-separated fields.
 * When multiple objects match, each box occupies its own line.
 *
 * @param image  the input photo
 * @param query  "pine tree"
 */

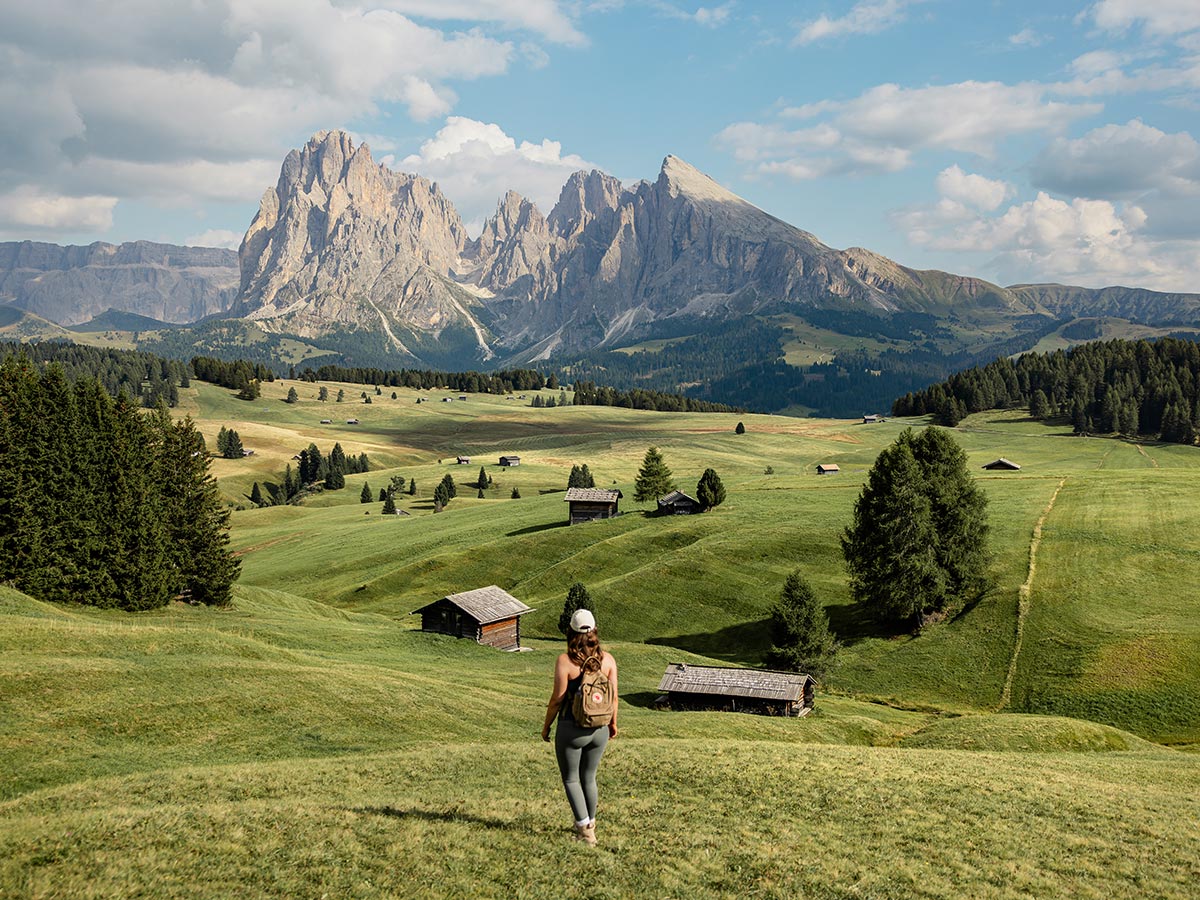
xmin=336 ymin=389 xmax=345 ymax=402
xmin=286 ymin=386 xmax=299 ymax=404
xmin=382 ymin=492 xmax=397 ymax=515
xmin=379 ymin=487 xmax=388 ymax=501
xmin=250 ymin=482 xmax=265 ymax=506
xmin=765 ymin=570 xmax=836 ymax=676
xmin=511 ymin=486 xmax=521 ymax=499
xmin=695 ymin=467 xmax=726 ymax=511
xmin=409 ymin=479 xmax=417 ymax=495
xmin=434 ymin=481 xmax=451 ymax=508
xmin=558 ymin=582 xmax=593 ymax=636
xmin=318 ymin=386 xmax=328 ymax=401
xmin=735 ymin=421 xmax=746 ymax=434
xmin=326 ymin=443 xmax=347 ymax=490
xmin=440 ymin=472 xmax=457 ymax=499
xmin=634 ymin=446 xmax=675 ymax=502
xmin=478 ymin=466 xmax=489 ymax=489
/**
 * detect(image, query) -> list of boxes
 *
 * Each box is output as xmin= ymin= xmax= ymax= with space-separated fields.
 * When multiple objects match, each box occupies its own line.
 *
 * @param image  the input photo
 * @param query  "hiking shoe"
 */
xmin=574 ymin=822 xmax=597 ymax=846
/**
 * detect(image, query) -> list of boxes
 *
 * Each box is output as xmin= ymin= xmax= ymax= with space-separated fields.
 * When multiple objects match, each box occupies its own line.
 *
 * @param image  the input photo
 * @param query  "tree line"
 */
xmin=190 ymin=356 xmax=276 ymax=395
xmin=892 ymin=337 xmax=1200 ymax=443
xmin=1 ymin=340 xmax=189 ymax=408
xmin=0 ymin=355 xmax=239 ymax=610
xmin=293 ymin=364 xmax=553 ymax=394
xmin=253 ymin=442 xmax=371 ymax=506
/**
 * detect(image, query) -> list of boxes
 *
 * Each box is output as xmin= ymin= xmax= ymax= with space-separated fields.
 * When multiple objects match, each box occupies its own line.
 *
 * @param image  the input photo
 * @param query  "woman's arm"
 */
xmin=541 ymin=654 xmax=570 ymax=741
xmin=606 ymin=654 xmax=619 ymax=739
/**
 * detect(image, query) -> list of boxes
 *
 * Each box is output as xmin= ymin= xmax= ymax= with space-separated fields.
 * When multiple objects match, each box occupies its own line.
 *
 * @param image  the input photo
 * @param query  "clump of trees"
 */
xmin=841 ymin=427 xmax=990 ymax=628
xmin=634 ymin=446 xmax=675 ymax=502
xmin=568 ymin=464 xmax=595 ymax=489
xmin=216 ymin=426 xmax=244 ymax=459
xmin=695 ymin=468 xmax=726 ymax=511
xmin=0 ymin=356 xmax=240 ymax=610
xmin=559 ymin=582 xmax=593 ymax=636
xmin=765 ymin=570 xmax=836 ymax=677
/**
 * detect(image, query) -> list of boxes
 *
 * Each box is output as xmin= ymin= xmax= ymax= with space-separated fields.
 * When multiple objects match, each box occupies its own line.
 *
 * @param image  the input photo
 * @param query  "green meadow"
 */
xmin=3 ymin=379 xmax=1200 ymax=898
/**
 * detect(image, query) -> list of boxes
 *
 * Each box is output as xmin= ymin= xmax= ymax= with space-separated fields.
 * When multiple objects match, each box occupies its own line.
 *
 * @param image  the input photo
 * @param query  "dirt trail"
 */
xmin=1135 ymin=444 xmax=1159 ymax=467
xmin=998 ymin=477 xmax=1067 ymax=711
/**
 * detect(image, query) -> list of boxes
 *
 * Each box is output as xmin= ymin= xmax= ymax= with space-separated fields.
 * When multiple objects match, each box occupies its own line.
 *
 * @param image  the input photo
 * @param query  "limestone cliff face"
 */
xmin=0 ymin=240 xmax=238 ymax=326
xmin=236 ymin=130 xmax=489 ymax=355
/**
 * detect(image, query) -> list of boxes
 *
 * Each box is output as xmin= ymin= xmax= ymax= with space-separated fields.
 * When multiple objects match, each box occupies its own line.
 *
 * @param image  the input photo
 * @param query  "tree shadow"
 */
xmin=646 ymin=619 xmax=771 ymax=665
xmin=506 ymin=521 xmax=569 ymax=537
xmin=349 ymin=806 xmax=518 ymax=831
xmin=824 ymin=599 xmax=909 ymax=646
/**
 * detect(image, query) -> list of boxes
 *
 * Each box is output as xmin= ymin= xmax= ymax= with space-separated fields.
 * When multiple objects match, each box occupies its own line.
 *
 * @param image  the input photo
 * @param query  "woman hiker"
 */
xmin=541 ymin=608 xmax=619 ymax=846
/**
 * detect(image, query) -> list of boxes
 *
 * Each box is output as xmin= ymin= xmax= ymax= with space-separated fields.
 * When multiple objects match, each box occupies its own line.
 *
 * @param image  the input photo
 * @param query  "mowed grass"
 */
xmin=7 ymin=385 xmax=1200 ymax=897
xmin=3 ymin=586 xmax=1197 ymax=900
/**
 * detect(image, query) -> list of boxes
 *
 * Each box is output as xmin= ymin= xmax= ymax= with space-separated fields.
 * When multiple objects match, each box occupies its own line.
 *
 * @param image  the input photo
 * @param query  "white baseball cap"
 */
xmin=569 ymin=609 xmax=596 ymax=633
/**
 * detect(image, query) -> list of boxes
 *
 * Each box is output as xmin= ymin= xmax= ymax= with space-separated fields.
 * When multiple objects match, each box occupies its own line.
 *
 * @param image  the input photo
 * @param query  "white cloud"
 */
xmin=401 ymin=117 xmax=600 ymax=232
xmin=717 ymin=80 xmax=1099 ymax=179
xmin=693 ymin=4 xmax=735 ymax=27
xmin=936 ymin=166 xmax=1013 ymax=212
xmin=0 ymin=1 xmax=580 ymax=239
xmin=0 ymin=187 xmax=117 ymax=237
xmin=185 ymin=229 xmax=244 ymax=250
xmin=1008 ymin=28 xmax=1047 ymax=47
xmin=793 ymin=0 xmax=914 ymax=46
xmin=1031 ymin=120 xmax=1200 ymax=199
xmin=1089 ymin=0 xmax=1200 ymax=38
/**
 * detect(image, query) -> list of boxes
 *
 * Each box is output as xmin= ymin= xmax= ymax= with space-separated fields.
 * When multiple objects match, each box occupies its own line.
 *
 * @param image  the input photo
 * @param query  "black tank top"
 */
xmin=559 ymin=672 xmax=583 ymax=720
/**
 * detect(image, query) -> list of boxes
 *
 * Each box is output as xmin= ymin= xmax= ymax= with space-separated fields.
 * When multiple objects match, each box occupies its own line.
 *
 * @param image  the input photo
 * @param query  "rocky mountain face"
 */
xmin=234 ymin=133 xmax=1063 ymax=364
xmin=0 ymin=241 xmax=238 ymax=326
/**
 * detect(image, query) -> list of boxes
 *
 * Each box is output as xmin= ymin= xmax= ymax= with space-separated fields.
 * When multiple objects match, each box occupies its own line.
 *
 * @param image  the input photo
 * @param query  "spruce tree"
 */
xmin=765 ymin=570 xmax=836 ymax=676
xmin=558 ymin=582 xmax=593 ymax=636
xmin=360 ymin=482 xmax=372 ymax=503
xmin=286 ymin=386 xmax=299 ymax=404
xmin=434 ymin=481 xmax=451 ymax=508
xmin=382 ymin=492 xmax=397 ymax=515
xmin=511 ymin=486 xmax=521 ymax=499
xmin=318 ymin=386 xmax=328 ymax=401
xmin=695 ymin=468 xmax=726 ymax=511
xmin=634 ymin=446 xmax=675 ymax=502
xmin=409 ymin=479 xmax=417 ymax=495
xmin=735 ymin=421 xmax=746 ymax=434
xmin=440 ymin=472 xmax=457 ymax=499
xmin=379 ymin=487 xmax=388 ymax=502
xmin=250 ymin=482 xmax=265 ymax=506
xmin=478 ymin=466 xmax=489 ymax=489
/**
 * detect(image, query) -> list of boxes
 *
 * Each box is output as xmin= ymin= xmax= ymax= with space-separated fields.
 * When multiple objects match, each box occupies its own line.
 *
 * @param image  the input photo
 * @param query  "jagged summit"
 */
xmin=658 ymin=155 xmax=747 ymax=204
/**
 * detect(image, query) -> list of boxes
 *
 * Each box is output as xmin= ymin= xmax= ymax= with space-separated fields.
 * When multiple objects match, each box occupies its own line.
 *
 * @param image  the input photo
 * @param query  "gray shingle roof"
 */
xmin=564 ymin=488 xmax=622 ymax=502
xmin=657 ymin=664 xmax=812 ymax=702
xmin=658 ymin=490 xmax=697 ymax=504
xmin=414 ymin=585 xmax=532 ymax=624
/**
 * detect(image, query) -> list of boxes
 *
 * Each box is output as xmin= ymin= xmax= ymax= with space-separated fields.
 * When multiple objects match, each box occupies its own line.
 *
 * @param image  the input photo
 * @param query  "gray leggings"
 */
xmin=554 ymin=716 xmax=609 ymax=822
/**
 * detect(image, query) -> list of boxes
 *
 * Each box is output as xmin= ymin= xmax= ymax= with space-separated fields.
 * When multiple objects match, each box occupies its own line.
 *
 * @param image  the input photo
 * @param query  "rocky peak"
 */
xmin=548 ymin=170 xmax=624 ymax=239
xmin=656 ymin=155 xmax=746 ymax=204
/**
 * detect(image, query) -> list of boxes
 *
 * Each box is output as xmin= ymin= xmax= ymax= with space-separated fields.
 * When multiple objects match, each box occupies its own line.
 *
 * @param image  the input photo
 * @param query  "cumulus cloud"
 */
xmin=717 ymin=81 xmax=1099 ymax=179
xmin=0 ymin=1 xmax=578 ymax=239
xmin=400 ymin=117 xmax=600 ymax=232
xmin=1088 ymin=0 xmax=1200 ymax=38
xmin=793 ymin=0 xmax=915 ymax=46
xmin=0 ymin=187 xmax=117 ymax=237
xmin=185 ymin=229 xmax=244 ymax=250
xmin=936 ymin=166 xmax=1013 ymax=212
xmin=1008 ymin=28 xmax=1047 ymax=47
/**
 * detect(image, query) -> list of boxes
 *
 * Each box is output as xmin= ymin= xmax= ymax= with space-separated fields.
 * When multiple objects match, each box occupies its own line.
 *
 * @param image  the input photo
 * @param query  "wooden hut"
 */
xmin=657 ymin=490 xmax=699 ymax=515
xmin=499 ymin=455 xmax=521 ymax=467
xmin=456 ymin=455 xmax=471 ymax=465
xmin=656 ymin=663 xmax=815 ymax=717
xmin=982 ymin=458 xmax=1021 ymax=470
xmin=411 ymin=585 xmax=532 ymax=651
xmin=862 ymin=414 xmax=879 ymax=423
xmin=816 ymin=463 xmax=840 ymax=475
xmin=565 ymin=487 xmax=623 ymax=524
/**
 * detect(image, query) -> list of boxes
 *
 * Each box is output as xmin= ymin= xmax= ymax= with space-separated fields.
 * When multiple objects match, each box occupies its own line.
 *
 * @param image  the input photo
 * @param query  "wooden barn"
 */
xmin=982 ymin=458 xmax=1021 ymax=471
xmin=816 ymin=463 xmax=840 ymax=475
xmin=411 ymin=585 xmax=532 ymax=651
xmin=655 ymin=663 xmax=815 ymax=717
xmin=499 ymin=455 xmax=521 ymax=467
xmin=456 ymin=455 xmax=471 ymax=464
xmin=657 ymin=490 xmax=699 ymax=515
xmin=565 ymin=487 xmax=623 ymax=524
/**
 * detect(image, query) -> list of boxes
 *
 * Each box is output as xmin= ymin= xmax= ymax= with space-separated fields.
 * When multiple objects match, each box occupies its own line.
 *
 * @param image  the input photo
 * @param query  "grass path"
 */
xmin=1136 ymin=443 xmax=1160 ymax=467
xmin=999 ymin=477 xmax=1067 ymax=711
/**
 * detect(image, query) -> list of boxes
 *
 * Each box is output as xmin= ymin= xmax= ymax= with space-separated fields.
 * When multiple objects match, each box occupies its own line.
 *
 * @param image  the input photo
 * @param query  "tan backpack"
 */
xmin=571 ymin=655 xmax=615 ymax=728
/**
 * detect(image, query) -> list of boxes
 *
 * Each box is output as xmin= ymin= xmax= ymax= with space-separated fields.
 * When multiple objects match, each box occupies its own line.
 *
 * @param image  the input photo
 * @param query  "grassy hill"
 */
xmin=4 ymin=379 xmax=1200 ymax=897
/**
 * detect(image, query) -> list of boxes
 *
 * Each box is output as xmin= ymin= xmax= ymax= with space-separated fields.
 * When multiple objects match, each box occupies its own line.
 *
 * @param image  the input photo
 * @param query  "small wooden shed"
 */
xmin=411 ymin=585 xmax=532 ymax=651
xmin=656 ymin=663 xmax=815 ymax=717
xmin=456 ymin=455 xmax=471 ymax=465
xmin=499 ymin=455 xmax=521 ymax=467
xmin=982 ymin=458 xmax=1021 ymax=470
xmin=565 ymin=487 xmax=623 ymax=524
xmin=862 ymin=414 xmax=879 ymax=423
xmin=657 ymin=490 xmax=699 ymax=515
xmin=816 ymin=463 xmax=840 ymax=475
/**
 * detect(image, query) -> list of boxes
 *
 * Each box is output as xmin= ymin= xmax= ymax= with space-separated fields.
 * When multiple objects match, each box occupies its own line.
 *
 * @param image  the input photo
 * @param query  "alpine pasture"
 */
xmin=3 ymin=379 xmax=1199 ymax=899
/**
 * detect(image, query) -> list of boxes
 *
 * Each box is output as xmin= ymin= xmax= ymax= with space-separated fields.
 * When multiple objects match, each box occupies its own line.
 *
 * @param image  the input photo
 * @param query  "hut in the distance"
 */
xmin=816 ymin=464 xmax=840 ymax=475
xmin=499 ymin=455 xmax=521 ymax=467
xmin=657 ymin=490 xmax=699 ymax=515
xmin=982 ymin=458 xmax=1021 ymax=470
xmin=656 ymin=663 xmax=815 ymax=717
xmin=411 ymin=585 xmax=532 ymax=651
xmin=565 ymin=487 xmax=623 ymax=524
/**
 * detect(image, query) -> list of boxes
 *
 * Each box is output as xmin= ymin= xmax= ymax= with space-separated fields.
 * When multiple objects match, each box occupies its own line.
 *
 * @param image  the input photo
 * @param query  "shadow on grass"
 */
xmin=351 ymin=806 xmax=518 ymax=831
xmin=506 ymin=521 xmax=570 ymax=537
xmin=620 ymin=690 xmax=665 ymax=710
xmin=824 ymin=600 xmax=908 ymax=647
xmin=646 ymin=619 xmax=770 ymax=665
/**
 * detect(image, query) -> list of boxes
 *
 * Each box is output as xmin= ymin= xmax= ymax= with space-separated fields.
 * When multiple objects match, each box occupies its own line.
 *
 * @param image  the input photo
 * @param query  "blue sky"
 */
xmin=1 ymin=1 xmax=1197 ymax=291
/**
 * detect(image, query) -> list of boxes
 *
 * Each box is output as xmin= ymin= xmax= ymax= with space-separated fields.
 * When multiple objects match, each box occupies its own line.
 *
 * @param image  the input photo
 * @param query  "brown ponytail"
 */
xmin=567 ymin=630 xmax=603 ymax=670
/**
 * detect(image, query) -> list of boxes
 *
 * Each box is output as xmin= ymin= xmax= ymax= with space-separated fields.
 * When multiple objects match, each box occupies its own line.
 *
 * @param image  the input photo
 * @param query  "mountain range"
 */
xmin=3 ymin=129 xmax=1199 ymax=408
